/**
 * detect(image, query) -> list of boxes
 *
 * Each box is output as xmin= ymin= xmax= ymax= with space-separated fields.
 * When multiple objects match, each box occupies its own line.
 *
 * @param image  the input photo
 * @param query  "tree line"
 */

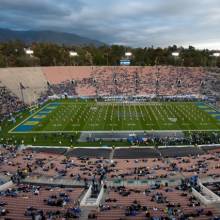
xmin=0 ymin=41 xmax=220 ymax=67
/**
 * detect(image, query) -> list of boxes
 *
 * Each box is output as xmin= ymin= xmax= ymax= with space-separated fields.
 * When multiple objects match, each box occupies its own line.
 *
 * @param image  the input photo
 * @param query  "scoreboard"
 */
xmin=120 ymin=59 xmax=131 ymax=66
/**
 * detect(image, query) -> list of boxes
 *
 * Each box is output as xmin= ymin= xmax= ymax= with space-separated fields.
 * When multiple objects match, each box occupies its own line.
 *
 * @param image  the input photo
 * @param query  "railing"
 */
xmin=192 ymin=188 xmax=211 ymax=205
xmin=0 ymin=181 xmax=14 ymax=191
xmin=192 ymin=179 xmax=220 ymax=205
xmin=80 ymin=185 xmax=92 ymax=206
xmin=80 ymin=185 xmax=104 ymax=207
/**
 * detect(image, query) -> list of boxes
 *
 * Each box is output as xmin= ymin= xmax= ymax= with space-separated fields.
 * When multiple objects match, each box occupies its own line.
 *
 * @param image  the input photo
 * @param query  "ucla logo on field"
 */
xmin=168 ymin=118 xmax=177 ymax=122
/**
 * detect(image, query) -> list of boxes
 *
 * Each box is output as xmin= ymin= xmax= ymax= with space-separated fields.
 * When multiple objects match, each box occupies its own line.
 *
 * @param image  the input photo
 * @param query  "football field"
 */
xmin=9 ymin=100 xmax=220 ymax=133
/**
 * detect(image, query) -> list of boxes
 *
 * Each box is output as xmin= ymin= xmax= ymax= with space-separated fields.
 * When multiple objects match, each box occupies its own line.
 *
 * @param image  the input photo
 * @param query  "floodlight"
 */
xmin=24 ymin=48 xmax=34 ymax=55
xmin=213 ymin=52 xmax=220 ymax=57
xmin=125 ymin=52 xmax=132 ymax=57
xmin=69 ymin=51 xmax=78 ymax=57
xmin=172 ymin=52 xmax=179 ymax=57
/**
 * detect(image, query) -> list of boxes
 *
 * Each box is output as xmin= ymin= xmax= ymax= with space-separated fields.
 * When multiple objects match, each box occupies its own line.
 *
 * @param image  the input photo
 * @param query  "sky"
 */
xmin=0 ymin=0 xmax=220 ymax=49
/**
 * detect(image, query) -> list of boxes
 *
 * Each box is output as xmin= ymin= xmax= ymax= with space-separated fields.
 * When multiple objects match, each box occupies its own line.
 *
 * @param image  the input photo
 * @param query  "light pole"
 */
xmin=119 ymin=52 xmax=132 ymax=66
xmin=125 ymin=52 xmax=132 ymax=57
xmin=212 ymin=52 xmax=220 ymax=67
xmin=104 ymin=53 xmax=109 ymax=66
xmin=69 ymin=51 xmax=78 ymax=66
xmin=172 ymin=52 xmax=179 ymax=66
xmin=24 ymin=48 xmax=34 ymax=57
xmin=125 ymin=52 xmax=132 ymax=65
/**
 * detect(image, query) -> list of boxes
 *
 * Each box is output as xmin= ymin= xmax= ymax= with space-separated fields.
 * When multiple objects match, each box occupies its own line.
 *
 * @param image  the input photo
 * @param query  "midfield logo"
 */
xmin=168 ymin=118 xmax=177 ymax=122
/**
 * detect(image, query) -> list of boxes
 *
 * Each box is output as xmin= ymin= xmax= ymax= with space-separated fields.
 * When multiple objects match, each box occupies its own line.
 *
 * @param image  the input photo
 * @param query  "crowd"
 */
xmin=0 ymin=84 xmax=25 ymax=122
xmin=40 ymin=66 xmax=220 ymax=98
xmin=85 ymin=66 xmax=208 ymax=97
xmin=125 ymin=132 xmax=220 ymax=147
xmin=0 ymin=144 xmax=220 ymax=183
xmin=0 ymin=183 xmax=83 ymax=219
xmin=38 ymin=80 xmax=77 ymax=103
xmin=98 ymin=181 xmax=220 ymax=220
xmin=0 ymin=144 xmax=220 ymax=219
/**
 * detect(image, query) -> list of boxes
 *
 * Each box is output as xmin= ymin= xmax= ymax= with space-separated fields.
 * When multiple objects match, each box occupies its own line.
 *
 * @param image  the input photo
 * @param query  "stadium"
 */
xmin=1 ymin=0 xmax=220 ymax=219
xmin=0 ymin=65 xmax=220 ymax=219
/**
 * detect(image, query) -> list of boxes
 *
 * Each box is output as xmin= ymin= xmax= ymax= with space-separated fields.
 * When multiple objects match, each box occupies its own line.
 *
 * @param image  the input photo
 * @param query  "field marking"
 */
xmin=8 ymin=103 xmax=52 ymax=134
xmin=8 ymin=101 xmax=220 ymax=134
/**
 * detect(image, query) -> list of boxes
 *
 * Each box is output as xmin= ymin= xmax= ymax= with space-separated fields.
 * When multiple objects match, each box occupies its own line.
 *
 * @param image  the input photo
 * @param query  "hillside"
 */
xmin=0 ymin=28 xmax=104 ymax=46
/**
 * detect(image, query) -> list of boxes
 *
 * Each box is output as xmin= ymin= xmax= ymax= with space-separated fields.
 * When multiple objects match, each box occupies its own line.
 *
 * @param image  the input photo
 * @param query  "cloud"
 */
xmin=0 ymin=0 xmax=220 ymax=49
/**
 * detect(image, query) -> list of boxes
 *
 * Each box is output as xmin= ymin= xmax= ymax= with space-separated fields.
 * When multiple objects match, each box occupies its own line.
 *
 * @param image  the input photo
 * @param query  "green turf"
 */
xmin=9 ymin=100 xmax=220 ymax=133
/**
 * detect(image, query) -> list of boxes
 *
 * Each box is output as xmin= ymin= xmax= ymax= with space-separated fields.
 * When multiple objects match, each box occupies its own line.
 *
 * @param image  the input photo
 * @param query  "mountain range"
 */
xmin=0 ymin=28 xmax=104 ymax=46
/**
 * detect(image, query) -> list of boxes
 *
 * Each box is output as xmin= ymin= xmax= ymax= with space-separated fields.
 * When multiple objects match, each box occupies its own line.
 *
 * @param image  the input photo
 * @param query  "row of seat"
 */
xmin=0 ymin=66 xmax=219 ymax=105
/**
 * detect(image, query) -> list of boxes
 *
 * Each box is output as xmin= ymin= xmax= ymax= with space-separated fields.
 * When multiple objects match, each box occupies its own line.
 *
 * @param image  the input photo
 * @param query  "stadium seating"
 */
xmin=0 ymin=66 xmax=219 ymax=107
xmin=0 ymin=145 xmax=220 ymax=219
xmin=97 ymin=185 xmax=220 ymax=220
xmin=0 ymin=84 xmax=25 ymax=121
xmin=0 ymin=184 xmax=83 ymax=219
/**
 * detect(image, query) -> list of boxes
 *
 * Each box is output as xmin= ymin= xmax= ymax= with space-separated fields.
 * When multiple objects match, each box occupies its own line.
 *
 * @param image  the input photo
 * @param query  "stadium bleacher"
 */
xmin=0 ymin=145 xmax=219 ymax=219
xmin=0 ymin=67 xmax=47 ymax=104
xmin=0 ymin=66 xmax=219 ymax=106
xmin=0 ymin=184 xmax=83 ymax=219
